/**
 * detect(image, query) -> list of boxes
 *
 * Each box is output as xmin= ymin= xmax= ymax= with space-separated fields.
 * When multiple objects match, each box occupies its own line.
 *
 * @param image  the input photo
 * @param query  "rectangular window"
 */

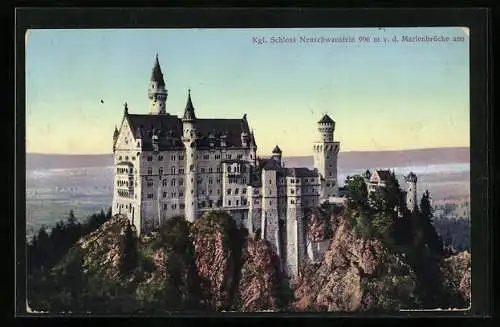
xmin=178 ymin=155 xmax=184 ymax=160
xmin=147 ymin=156 xmax=152 ymax=161
xmin=203 ymin=154 xmax=209 ymax=160
xmin=200 ymin=168 xmax=205 ymax=173
xmin=158 ymin=155 xmax=164 ymax=161
xmin=147 ymin=193 xmax=154 ymax=199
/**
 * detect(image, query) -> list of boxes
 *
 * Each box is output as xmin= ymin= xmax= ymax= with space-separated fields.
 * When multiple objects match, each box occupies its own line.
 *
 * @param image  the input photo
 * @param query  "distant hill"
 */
xmin=283 ymin=147 xmax=469 ymax=170
xmin=26 ymin=147 xmax=469 ymax=171
xmin=26 ymin=153 xmax=114 ymax=171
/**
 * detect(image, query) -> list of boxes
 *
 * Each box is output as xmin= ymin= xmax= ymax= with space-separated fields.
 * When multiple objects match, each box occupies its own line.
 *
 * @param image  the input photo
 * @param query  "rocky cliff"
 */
xmin=30 ymin=209 xmax=471 ymax=313
xmin=295 ymin=215 xmax=418 ymax=312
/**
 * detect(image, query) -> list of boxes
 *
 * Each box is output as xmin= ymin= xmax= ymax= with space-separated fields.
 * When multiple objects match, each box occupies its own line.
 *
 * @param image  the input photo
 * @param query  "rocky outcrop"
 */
xmin=42 ymin=210 xmax=469 ymax=313
xmin=190 ymin=211 xmax=240 ymax=310
xmin=237 ymin=238 xmax=283 ymax=311
xmin=76 ymin=215 xmax=130 ymax=278
xmin=293 ymin=216 xmax=417 ymax=312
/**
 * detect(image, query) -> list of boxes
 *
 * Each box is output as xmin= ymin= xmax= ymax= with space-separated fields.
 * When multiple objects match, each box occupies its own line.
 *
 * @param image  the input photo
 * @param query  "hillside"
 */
xmin=27 ymin=207 xmax=470 ymax=313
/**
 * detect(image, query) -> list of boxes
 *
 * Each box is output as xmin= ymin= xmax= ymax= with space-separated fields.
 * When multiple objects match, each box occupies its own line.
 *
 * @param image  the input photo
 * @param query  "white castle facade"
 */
xmin=112 ymin=55 xmax=417 ymax=277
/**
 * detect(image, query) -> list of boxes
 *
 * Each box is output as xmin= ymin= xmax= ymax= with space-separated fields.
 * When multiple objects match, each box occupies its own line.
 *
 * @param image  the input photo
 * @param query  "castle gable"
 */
xmin=115 ymin=118 xmax=135 ymax=150
xmin=370 ymin=169 xmax=392 ymax=183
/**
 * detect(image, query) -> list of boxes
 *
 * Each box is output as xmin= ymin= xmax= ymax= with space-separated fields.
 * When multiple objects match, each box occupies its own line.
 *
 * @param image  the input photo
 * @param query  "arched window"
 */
xmin=163 ymin=179 xmax=168 ymax=186
xmin=147 ymin=167 xmax=152 ymax=175
xmin=159 ymin=167 xmax=163 ymax=176
xmin=171 ymin=166 xmax=176 ymax=174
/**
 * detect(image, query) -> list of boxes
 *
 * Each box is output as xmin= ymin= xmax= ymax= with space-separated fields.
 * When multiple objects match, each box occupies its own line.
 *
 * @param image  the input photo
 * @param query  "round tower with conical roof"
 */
xmin=313 ymin=113 xmax=340 ymax=200
xmin=271 ymin=145 xmax=282 ymax=166
xmin=182 ymin=89 xmax=198 ymax=222
xmin=148 ymin=54 xmax=168 ymax=115
xmin=405 ymin=172 xmax=418 ymax=212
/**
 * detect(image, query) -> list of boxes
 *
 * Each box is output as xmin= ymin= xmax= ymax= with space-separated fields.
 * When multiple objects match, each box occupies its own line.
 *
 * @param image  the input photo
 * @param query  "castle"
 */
xmin=112 ymin=55 xmax=417 ymax=277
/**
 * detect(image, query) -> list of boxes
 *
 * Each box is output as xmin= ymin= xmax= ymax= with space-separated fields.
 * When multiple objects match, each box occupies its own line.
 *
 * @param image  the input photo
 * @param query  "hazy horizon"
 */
xmin=26 ymin=145 xmax=469 ymax=157
xmin=26 ymin=28 xmax=469 ymax=156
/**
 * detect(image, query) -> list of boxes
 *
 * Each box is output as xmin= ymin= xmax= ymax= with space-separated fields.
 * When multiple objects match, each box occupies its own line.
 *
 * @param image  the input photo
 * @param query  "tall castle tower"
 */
xmin=148 ymin=54 xmax=168 ymax=115
xmin=182 ymin=89 xmax=198 ymax=222
xmin=313 ymin=114 xmax=340 ymax=200
xmin=405 ymin=172 xmax=418 ymax=212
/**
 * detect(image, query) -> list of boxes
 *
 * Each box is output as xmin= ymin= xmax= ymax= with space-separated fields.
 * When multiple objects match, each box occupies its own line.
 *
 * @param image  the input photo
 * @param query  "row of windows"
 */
xmin=148 ymin=167 xmax=185 ymax=175
xmin=117 ymin=180 xmax=132 ymax=187
xmin=117 ymin=167 xmax=132 ymax=174
xmin=226 ymin=188 xmax=247 ymax=195
xmin=143 ymin=153 xmax=245 ymax=162
xmin=163 ymin=203 xmax=184 ymax=210
xmin=227 ymin=165 xmax=246 ymax=173
xmin=162 ymin=191 xmax=184 ymax=198
xmin=146 ymin=179 xmax=186 ymax=187
xmin=227 ymin=177 xmax=246 ymax=184
xmin=227 ymin=199 xmax=248 ymax=206
xmin=147 ymin=155 xmax=184 ymax=162
xmin=117 ymin=190 xmax=132 ymax=197
xmin=117 ymin=156 xmax=136 ymax=161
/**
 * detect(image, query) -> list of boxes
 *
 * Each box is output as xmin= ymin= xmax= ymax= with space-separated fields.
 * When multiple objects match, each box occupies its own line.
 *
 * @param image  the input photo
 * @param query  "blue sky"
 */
xmin=26 ymin=27 xmax=470 ymax=155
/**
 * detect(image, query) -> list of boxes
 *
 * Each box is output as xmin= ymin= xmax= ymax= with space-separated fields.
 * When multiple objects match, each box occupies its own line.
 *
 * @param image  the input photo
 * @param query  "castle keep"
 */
xmin=112 ymin=55 xmax=416 ymax=277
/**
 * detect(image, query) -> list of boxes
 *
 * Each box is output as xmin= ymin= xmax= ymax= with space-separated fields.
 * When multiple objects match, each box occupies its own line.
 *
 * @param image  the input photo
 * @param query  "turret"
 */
xmin=318 ymin=114 xmax=335 ymax=143
xmin=313 ymin=113 xmax=340 ymax=199
xmin=271 ymin=145 xmax=282 ymax=166
xmin=182 ymin=89 xmax=198 ymax=222
xmin=148 ymin=54 xmax=168 ymax=115
xmin=405 ymin=172 xmax=418 ymax=212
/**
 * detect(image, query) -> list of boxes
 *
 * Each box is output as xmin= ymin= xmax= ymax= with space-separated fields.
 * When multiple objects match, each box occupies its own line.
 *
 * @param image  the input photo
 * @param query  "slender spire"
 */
xmin=150 ymin=54 xmax=165 ymax=87
xmin=183 ymin=88 xmax=196 ymax=121
xmin=124 ymin=102 xmax=128 ymax=115
xmin=113 ymin=125 xmax=119 ymax=137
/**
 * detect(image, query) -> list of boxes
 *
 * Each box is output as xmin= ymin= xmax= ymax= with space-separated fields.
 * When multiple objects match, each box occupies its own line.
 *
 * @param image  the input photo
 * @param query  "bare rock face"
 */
xmin=237 ymin=238 xmax=282 ymax=311
xmin=441 ymin=250 xmax=471 ymax=305
xmin=190 ymin=212 xmax=238 ymax=311
xmin=293 ymin=217 xmax=417 ymax=312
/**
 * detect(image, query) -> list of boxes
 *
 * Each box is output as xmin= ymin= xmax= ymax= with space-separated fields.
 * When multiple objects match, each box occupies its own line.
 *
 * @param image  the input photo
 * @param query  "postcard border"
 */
xmin=14 ymin=7 xmax=493 ymax=318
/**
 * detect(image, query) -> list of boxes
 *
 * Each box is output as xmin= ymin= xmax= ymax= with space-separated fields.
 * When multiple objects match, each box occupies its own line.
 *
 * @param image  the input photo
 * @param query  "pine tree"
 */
xmin=119 ymin=221 xmax=138 ymax=276
xmin=346 ymin=175 xmax=368 ymax=210
xmin=419 ymin=190 xmax=443 ymax=255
